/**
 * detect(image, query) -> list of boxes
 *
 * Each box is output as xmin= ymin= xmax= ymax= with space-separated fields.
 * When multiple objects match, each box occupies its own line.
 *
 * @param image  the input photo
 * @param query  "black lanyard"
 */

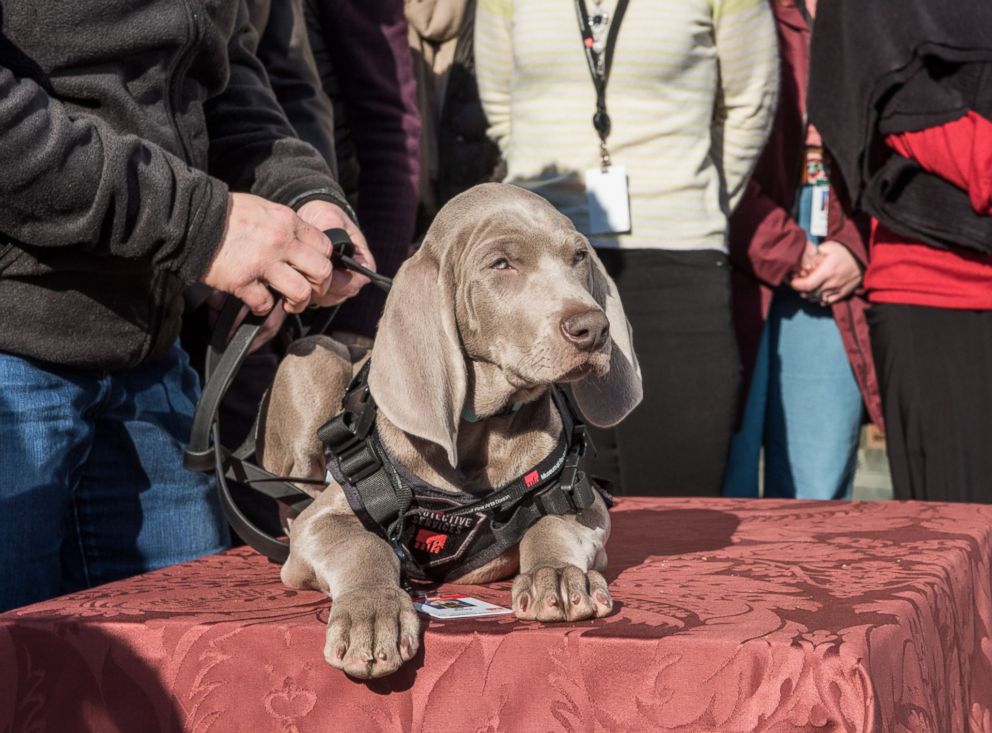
xmin=574 ymin=0 xmax=629 ymax=167
xmin=796 ymin=0 xmax=813 ymax=30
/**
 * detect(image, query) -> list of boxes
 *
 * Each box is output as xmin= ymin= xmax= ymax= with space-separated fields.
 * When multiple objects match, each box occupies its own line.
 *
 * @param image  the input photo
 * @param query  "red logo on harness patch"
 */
xmin=524 ymin=470 xmax=540 ymax=488
xmin=414 ymin=529 xmax=448 ymax=555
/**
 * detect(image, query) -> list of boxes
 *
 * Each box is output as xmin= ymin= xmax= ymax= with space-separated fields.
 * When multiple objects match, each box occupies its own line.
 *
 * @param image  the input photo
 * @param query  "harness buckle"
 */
xmin=558 ymin=453 xmax=594 ymax=512
xmin=352 ymin=393 xmax=376 ymax=440
xmin=339 ymin=380 xmax=375 ymax=438
xmin=316 ymin=412 xmax=361 ymax=454
xmin=318 ymin=389 xmax=382 ymax=484
xmin=559 ymin=452 xmax=581 ymax=495
xmin=317 ymin=382 xmax=376 ymax=452
xmin=557 ymin=425 xmax=596 ymax=513
xmin=337 ymin=442 xmax=383 ymax=483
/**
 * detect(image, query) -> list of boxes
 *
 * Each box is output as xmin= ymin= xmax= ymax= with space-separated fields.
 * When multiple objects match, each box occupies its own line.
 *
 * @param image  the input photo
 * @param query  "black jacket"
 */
xmin=808 ymin=0 xmax=992 ymax=254
xmin=0 ymin=0 xmax=347 ymax=370
xmin=247 ymin=0 xmax=338 ymax=172
xmin=435 ymin=0 xmax=502 ymax=209
xmin=302 ymin=0 xmax=421 ymax=338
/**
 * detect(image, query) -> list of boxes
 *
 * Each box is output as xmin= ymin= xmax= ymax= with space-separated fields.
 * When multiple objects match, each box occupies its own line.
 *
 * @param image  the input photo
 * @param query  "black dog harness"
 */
xmin=184 ymin=227 xmax=609 ymax=578
xmin=318 ymin=362 xmax=609 ymax=582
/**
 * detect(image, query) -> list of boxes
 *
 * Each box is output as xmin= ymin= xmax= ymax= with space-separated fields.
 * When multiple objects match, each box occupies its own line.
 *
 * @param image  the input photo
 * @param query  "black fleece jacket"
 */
xmin=808 ymin=0 xmax=992 ymax=255
xmin=0 ymin=0 xmax=348 ymax=370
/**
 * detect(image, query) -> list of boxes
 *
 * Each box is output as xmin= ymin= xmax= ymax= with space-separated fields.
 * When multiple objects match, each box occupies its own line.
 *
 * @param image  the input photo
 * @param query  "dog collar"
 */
xmin=460 ymin=402 xmax=524 ymax=423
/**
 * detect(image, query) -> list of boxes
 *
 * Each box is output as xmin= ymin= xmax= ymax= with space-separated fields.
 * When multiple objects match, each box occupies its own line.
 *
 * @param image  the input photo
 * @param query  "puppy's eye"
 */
xmin=490 ymin=258 xmax=511 ymax=270
xmin=572 ymin=249 xmax=588 ymax=265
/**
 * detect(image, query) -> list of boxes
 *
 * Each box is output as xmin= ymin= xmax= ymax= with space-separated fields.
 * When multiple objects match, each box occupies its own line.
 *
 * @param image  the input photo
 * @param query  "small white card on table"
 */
xmin=412 ymin=593 xmax=513 ymax=619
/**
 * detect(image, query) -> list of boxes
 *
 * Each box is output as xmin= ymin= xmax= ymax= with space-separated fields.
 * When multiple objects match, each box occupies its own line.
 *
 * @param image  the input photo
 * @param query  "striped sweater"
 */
xmin=475 ymin=0 xmax=778 ymax=251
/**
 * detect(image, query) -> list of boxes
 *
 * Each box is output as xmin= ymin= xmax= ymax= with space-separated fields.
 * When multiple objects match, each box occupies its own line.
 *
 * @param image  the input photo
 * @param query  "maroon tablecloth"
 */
xmin=3 ymin=498 xmax=992 ymax=732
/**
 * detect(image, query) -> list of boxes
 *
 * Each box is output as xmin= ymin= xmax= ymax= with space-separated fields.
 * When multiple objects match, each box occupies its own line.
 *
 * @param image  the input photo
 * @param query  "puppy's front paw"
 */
xmin=324 ymin=587 xmax=421 ymax=678
xmin=511 ymin=565 xmax=612 ymax=622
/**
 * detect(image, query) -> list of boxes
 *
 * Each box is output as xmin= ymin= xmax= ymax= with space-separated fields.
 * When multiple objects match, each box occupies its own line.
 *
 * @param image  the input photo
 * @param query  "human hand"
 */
xmin=790 ymin=240 xmax=863 ymax=307
xmin=205 ymin=290 xmax=287 ymax=354
xmin=201 ymin=193 xmax=334 ymax=315
xmin=790 ymin=241 xmax=820 ymax=280
xmin=295 ymin=200 xmax=376 ymax=307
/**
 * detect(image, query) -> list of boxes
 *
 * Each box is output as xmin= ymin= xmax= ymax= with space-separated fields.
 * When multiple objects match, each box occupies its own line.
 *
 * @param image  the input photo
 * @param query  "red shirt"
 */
xmin=865 ymin=111 xmax=992 ymax=309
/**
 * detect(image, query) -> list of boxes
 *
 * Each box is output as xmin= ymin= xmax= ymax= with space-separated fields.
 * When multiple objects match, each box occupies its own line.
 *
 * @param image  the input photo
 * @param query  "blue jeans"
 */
xmin=723 ymin=186 xmax=864 ymax=500
xmin=0 ymin=344 xmax=229 ymax=612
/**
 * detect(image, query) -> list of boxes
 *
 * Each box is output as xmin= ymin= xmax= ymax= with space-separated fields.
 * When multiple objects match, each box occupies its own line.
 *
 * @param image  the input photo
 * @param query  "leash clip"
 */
xmin=559 ymin=428 xmax=596 ymax=512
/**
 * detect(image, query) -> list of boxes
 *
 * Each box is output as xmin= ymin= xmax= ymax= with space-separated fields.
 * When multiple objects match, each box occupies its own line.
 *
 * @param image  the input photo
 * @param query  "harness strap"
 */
xmin=319 ymin=362 xmax=604 ymax=581
xmin=444 ymin=432 xmax=570 ymax=517
xmin=359 ymin=470 xmax=404 ymax=527
xmin=318 ymin=362 xmax=415 ymax=537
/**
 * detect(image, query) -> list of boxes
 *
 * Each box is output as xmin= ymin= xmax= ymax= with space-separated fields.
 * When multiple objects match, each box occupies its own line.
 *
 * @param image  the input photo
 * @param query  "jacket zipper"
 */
xmin=167 ymin=0 xmax=201 ymax=163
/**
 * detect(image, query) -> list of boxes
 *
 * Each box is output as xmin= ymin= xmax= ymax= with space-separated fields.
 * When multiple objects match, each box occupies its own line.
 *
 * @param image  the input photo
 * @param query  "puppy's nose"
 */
xmin=560 ymin=309 xmax=610 ymax=352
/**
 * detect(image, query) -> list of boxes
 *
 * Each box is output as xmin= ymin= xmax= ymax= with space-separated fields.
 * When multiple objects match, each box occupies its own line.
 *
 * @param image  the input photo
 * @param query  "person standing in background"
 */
xmin=248 ymin=0 xmax=339 ymax=169
xmin=186 ymin=0 xmax=422 ymax=445
xmin=182 ymin=0 xmax=416 ymax=452
xmin=722 ymin=0 xmax=883 ymax=501
xmin=406 ymin=0 xmax=503 ymax=231
xmin=475 ymin=0 xmax=778 ymax=495
xmin=304 ymin=0 xmax=422 ymax=340
xmin=808 ymin=0 xmax=992 ymax=503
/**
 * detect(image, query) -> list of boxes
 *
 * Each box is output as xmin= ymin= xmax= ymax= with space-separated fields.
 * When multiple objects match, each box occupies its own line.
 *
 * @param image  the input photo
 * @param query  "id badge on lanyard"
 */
xmin=809 ymin=185 xmax=829 ymax=238
xmin=803 ymin=146 xmax=829 ymax=239
xmin=576 ymin=0 xmax=631 ymax=235
xmin=586 ymin=165 xmax=631 ymax=235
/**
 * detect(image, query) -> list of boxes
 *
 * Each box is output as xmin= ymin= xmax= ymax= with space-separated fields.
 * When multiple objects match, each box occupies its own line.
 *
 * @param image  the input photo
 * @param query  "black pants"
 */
xmin=587 ymin=249 xmax=740 ymax=496
xmin=869 ymin=303 xmax=992 ymax=503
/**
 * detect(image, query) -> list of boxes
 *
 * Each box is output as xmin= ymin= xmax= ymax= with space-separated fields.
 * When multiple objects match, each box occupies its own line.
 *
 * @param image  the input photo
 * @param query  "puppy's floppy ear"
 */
xmin=572 ymin=247 xmax=643 ymax=426
xmin=368 ymin=248 xmax=467 ymax=467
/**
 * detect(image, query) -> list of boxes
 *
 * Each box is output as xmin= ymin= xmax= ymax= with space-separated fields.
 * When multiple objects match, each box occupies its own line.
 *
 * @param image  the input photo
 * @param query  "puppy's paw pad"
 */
xmin=399 ymin=632 xmax=419 ymax=662
xmin=325 ymin=640 xmax=349 ymax=665
xmin=511 ymin=565 xmax=613 ymax=623
xmin=323 ymin=587 xmax=421 ymax=678
xmin=592 ymin=590 xmax=613 ymax=617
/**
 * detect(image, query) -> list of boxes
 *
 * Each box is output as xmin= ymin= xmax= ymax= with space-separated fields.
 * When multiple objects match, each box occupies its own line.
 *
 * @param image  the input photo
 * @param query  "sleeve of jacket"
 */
xmin=729 ymin=177 xmax=809 ymax=288
xmin=711 ymin=0 xmax=779 ymax=212
xmin=0 ymin=64 xmax=230 ymax=283
xmin=474 ymin=0 xmax=513 ymax=158
xmin=885 ymin=110 xmax=992 ymax=216
xmin=204 ymin=2 xmax=348 ymax=215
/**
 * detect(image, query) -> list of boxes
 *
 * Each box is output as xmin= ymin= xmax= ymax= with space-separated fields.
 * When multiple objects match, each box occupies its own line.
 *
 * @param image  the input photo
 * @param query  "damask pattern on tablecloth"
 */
xmin=2 ymin=498 xmax=991 ymax=733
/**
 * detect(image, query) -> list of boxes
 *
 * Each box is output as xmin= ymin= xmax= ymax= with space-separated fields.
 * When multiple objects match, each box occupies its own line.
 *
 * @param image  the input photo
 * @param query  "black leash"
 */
xmin=184 ymin=228 xmax=391 ymax=564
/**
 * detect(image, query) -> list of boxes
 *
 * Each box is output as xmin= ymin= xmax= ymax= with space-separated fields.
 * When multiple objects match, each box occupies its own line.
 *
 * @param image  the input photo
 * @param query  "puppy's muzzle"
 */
xmin=560 ymin=308 xmax=610 ymax=353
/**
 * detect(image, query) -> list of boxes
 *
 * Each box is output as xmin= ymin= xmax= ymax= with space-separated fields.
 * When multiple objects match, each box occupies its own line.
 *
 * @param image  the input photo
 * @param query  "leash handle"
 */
xmin=326 ymin=227 xmax=355 ymax=260
xmin=324 ymin=228 xmax=392 ymax=292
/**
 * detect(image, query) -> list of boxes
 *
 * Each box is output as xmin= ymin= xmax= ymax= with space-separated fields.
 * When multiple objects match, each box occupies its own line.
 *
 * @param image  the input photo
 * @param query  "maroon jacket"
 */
xmin=729 ymin=1 xmax=883 ymax=428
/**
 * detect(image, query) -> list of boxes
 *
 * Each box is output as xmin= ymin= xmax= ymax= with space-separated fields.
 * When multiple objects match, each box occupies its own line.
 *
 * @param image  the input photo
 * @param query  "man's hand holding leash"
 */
xmin=200 ymin=193 xmax=375 ymax=317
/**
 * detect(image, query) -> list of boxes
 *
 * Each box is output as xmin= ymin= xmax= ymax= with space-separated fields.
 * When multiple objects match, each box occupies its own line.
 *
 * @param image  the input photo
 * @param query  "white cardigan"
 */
xmin=475 ymin=0 xmax=779 ymax=251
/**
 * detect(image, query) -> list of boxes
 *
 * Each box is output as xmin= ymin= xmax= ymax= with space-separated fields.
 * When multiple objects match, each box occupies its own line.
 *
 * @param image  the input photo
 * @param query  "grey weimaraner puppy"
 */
xmin=257 ymin=183 xmax=642 ymax=678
